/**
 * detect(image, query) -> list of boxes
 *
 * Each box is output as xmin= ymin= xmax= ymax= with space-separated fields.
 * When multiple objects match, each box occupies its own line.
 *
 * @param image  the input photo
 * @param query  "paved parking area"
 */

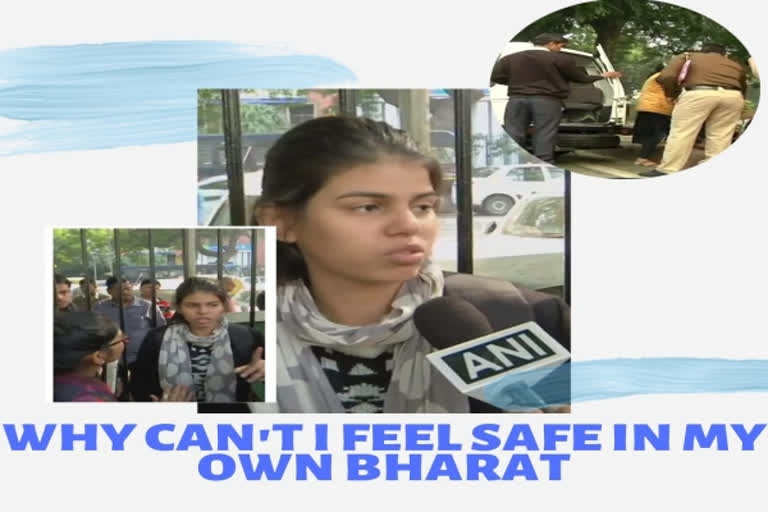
xmin=556 ymin=137 xmax=706 ymax=179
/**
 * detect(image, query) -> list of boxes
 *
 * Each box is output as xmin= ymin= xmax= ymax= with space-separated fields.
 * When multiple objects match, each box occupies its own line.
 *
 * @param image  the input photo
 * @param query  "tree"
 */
xmin=514 ymin=0 xmax=753 ymax=96
xmin=53 ymin=229 xmax=243 ymax=278
xmin=54 ymin=229 xmax=113 ymax=272
xmin=515 ymin=0 xmax=749 ymax=65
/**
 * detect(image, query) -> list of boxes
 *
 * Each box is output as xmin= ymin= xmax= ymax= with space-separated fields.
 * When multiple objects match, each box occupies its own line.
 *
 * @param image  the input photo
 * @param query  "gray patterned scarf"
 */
xmin=158 ymin=318 xmax=237 ymax=403
xmin=270 ymin=262 xmax=469 ymax=413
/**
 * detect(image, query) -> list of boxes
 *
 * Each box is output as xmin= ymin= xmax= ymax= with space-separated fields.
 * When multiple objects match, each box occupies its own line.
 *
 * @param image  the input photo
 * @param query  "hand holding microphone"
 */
xmin=414 ymin=296 xmax=570 ymax=412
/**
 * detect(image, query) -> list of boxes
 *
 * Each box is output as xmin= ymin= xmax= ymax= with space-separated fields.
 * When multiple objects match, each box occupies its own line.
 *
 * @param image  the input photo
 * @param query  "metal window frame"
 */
xmin=66 ymin=229 xmax=263 ymax=330
xmin=453 ymin=89 xmax=474 ymax=275
xmin=147 ymin=229 xmax=158 ymax=326
xmin=79 ymin=229 xmax=92 ymax=311
xmin=564 ymin=172 xmax=571 ymax=305
xmin=214 ymin=88 xmax=571 ymax=304
xmin=216 ymin=229 xmax=224 ymax=283
xmin=338 ymin=89 xmax=357 ymax=116
xmin=250 ymin=229 xmax=259 ymax=326
xmin=222 ymin=90 xmax=247 ymax=226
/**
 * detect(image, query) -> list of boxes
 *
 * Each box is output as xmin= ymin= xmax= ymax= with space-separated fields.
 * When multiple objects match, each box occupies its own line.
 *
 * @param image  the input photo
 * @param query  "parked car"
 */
xmin=453 ymin=164 xmax=565 ymax=215
xmin=432 ymin=193 xmax=565 ymax=291
xmin=490 ymin=42 xmax=629 ymax=152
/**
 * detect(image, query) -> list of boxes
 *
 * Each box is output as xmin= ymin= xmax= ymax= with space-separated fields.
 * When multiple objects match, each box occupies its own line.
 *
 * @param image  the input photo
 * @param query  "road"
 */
xmin=555 ymin=136 xmax=706 ymax=179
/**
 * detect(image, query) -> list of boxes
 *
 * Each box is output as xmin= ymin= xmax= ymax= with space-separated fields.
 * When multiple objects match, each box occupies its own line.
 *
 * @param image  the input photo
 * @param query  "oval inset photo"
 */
xmin=489 ymin=0 xmax=759 ymax=179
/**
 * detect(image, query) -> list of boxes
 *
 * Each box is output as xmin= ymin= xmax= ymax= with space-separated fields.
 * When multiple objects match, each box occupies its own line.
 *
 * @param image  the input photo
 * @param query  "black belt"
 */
xmin=685 ymin=85 xmax=741 ymax=91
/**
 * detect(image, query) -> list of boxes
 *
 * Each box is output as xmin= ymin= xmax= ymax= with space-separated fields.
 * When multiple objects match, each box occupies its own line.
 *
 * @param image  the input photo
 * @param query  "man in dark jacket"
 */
xmin=490 ymin=33 xmax=622 ymax=163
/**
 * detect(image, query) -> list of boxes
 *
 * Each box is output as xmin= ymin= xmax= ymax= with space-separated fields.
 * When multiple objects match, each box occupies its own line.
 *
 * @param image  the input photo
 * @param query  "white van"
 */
xmin=490 ymin=42 xmax=628 ymax=152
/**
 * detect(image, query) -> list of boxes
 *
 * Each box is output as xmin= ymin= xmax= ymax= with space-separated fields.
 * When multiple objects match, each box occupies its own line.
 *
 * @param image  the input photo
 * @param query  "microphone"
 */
xmin=414 ymin=296 xmax=570 ymax=411
xmin=414 ymin=295 xmax=494 ymax=351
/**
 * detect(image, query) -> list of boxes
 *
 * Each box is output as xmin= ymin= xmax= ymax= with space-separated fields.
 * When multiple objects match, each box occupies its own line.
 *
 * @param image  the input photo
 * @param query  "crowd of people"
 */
xmin=53 ymin=275 xmax=264 ymax=403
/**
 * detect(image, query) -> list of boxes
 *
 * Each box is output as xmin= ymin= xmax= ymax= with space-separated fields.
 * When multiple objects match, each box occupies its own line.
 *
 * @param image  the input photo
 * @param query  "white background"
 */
xmin=1 ymin=0 xmax=766 ymax=509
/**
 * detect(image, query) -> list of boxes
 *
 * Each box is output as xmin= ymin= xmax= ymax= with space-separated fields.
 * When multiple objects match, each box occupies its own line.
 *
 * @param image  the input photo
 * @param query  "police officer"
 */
xmin=647 ymin=42 xmax=747 ymax=176
xmin=490 ymin=33 xmax=622 ymax=163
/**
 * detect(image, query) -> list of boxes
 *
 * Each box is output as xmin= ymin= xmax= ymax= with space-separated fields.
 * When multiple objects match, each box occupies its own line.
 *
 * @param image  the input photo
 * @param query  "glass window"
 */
xmin=201 ymin=88 xmax=567 ymax=297
xmin=198 ymin=89 xmax=339 ymax=224
xmin=472 ymin=167 xmax=496 ymax=178
xmin=194 ymin=229 xmax=262 ymax=314
xmin=502 ymin=197 xmax=565 ymax=237
xmin=288 ymin=104 xmax=316 ymax=125
xmin=54 ymin=228 xmax=267 ymax=317
xmin=469 ymin=90 xmax=565 ymax=295
xmin=147 ymin=230 xmax=184 ymax=320
xmin=549 ymin=168 xmax=565 ymax=179
xmin=524 ymin=167 xmax=545 ymax=181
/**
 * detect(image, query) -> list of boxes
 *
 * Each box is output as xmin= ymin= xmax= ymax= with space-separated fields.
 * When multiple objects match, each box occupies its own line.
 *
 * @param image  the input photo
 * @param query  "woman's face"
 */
xmin=284 ymin=159 xmax=440 ymax=287
xmin=179 ymin=291 xmax=226 ymax=331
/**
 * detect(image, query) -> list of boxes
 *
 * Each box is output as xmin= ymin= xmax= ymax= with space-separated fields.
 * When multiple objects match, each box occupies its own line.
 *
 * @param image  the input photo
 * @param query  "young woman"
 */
xmin=255 ymin=116 xmax=570 ymax=413
xmin=130 ymin=277 xmax=264 ymax=402
xmin=54 ymin=312 xmax=126 ymax=402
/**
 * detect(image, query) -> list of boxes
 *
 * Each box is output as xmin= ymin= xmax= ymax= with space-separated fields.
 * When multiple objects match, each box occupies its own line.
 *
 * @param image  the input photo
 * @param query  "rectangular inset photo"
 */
xmin=198 ymin=89 xmax=570 ymax=413
xmin=51 ymin=227 xmax=276 ymax=406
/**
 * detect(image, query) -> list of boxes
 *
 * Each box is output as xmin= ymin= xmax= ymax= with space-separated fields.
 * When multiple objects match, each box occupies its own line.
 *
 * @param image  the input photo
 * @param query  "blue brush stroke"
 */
xmin=0 ymin=41 xmax=356 ymax=155
xmin=480 ymin=358 xmax=768 ymax=410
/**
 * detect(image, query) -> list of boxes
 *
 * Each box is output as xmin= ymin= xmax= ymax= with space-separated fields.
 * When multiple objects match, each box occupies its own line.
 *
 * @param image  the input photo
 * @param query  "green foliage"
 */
xmin=514 ymin=0 xmax=752 ymax=96
xmin=53 ymin=229 xmax=188 ymax=277
xmin=54 ymin=229 xmax=111 ymax=270
xmin=198 ymin=89 xmax=223 ymax=134
xmin=240 ymin=104 xmax=289 ymax=133
xmin=198 ymin=89 xmax=343 ymax=134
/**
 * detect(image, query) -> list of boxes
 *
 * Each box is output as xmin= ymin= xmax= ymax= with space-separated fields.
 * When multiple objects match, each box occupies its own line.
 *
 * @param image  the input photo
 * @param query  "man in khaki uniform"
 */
xmin=645 ymin=43 xmax=746 ymax=176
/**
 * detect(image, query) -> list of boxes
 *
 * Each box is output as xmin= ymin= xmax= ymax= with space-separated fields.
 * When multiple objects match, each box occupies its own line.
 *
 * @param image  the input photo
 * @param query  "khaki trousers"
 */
xmin=658 ymin=88 xmax=744 ymax=172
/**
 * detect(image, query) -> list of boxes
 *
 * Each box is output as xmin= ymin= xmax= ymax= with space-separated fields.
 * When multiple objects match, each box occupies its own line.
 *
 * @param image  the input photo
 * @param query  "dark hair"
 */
xmin=54 ymin=274 xmax=71 ymax=288
xmin=105 ymin=276 xmax=124 ymax=289
xmin=532 ymin=33 xmax=569 ymax=46
xmin=79 ymin=277 xmax=94 ymax=286
xmin=140 ymin=279 xmax=160 ymax=287
xmin=170 ymin=277 xmax=228 ymax=324
xmin=255 ymin=116 xmax=443 ymax=283
xmin=54 ymin=312 xmax=118 ymax=373
xmin=701 ymin=42 xmax=726 ymax=55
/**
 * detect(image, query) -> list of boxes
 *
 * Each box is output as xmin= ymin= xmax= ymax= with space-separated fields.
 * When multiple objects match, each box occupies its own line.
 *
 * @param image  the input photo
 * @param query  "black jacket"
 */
xmin=130 ymin=323 xmax=263 ymax=402
xmin=491 ymin=49 xmax=603 ymax=99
